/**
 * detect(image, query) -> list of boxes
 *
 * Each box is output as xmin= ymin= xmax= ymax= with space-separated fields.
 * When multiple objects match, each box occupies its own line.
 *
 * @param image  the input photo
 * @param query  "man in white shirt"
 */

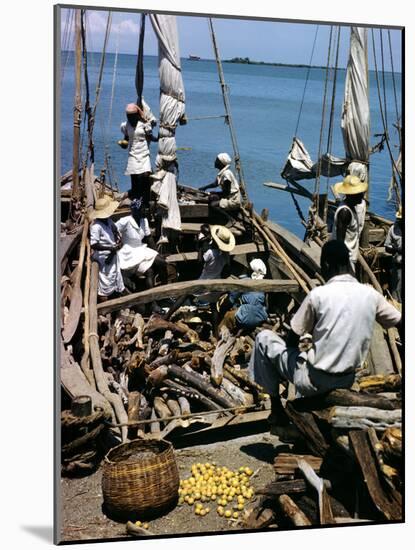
xmin=249 ymin=240 xmax=401 ymax=431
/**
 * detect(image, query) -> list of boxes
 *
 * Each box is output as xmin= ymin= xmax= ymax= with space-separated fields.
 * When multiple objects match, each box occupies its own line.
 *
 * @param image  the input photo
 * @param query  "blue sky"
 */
xmin=60 ymin=8 xmax=402 ymax=71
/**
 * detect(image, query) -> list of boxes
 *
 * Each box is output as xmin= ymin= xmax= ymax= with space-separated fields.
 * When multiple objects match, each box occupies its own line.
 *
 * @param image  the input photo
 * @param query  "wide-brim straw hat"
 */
xmin=396 ymin=206 xmax=402 ymax=219
xmin=187 ymin=316 xmax=203 ymax=324
xmin=210 ymin=225 xmax=236 ymax=252
xmin=90 ymin=196 xmax=119 ymax=220
xmin=333 ymin=175 xmax=368 ymax=195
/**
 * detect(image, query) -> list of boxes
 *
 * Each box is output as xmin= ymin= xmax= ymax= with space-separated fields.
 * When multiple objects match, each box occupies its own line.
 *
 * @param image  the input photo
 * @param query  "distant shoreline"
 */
xmin=223 ymin=57 xmax=343 ymax=70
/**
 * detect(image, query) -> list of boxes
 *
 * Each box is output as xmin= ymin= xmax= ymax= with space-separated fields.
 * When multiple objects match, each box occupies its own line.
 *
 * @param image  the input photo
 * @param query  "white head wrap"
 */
xmin=216 ymin=153 xmax=232 ymax=167
xmin=250 ymin=258 xmax=267 ymax=280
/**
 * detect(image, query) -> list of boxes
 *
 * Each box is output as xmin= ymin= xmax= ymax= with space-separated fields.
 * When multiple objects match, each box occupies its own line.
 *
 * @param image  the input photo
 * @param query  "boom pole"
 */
xmin=208 ymin=18 xmax=248 ymax=204
xmin=71 ymin=9 xmax=82 ymax=203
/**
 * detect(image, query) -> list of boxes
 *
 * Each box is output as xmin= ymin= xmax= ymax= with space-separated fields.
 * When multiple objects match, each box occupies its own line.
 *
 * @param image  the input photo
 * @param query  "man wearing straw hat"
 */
xmin=89 ymin=196 xmax=125 ymax=301
xmin=385 ymin=206 xmax=403 ymax=303
xmin=331 ymin=174 xmax=368 ymax=273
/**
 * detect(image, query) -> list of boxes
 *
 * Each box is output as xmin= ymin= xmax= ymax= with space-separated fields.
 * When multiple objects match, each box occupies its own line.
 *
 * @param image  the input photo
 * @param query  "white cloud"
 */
xmin=115 ymin=18 xmax=140 ymax=35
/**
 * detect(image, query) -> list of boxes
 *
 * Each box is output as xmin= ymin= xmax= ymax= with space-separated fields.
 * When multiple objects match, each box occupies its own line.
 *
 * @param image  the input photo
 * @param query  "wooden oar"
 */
xmin=62 ymin=218 xmax=89 ymax=343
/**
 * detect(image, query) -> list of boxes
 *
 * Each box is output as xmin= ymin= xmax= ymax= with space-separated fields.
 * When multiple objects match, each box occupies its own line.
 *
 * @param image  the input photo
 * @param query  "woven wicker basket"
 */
xmin=102 ymin=438 xmax=179 ymax=519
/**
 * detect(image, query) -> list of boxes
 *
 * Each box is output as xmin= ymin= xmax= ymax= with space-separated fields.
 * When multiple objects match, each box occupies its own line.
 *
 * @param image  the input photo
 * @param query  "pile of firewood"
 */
xmin=245 ymin=376 xmax=402 ymax=527
xmin=95 ymin=307 xmax=275 ymax=439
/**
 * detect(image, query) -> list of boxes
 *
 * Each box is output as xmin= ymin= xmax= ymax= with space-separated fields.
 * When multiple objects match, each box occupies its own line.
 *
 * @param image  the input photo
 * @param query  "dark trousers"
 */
xmin=130 ymin=173 xmax=151 ymax=206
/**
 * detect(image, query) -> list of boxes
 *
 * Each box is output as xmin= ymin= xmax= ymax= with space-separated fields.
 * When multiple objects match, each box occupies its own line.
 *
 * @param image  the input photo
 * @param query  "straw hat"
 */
xmin=89 ymin=196 xmax=119 ymax=220
xmin=209 ymin=225 xmax=236 ymax=252
xmin=187 ymin=316 xmax=203 ymax=324
xmin=333 ymin=175 xmax=368 ymax=195
xmin=396 ymin=206 xmax=402 ymax=220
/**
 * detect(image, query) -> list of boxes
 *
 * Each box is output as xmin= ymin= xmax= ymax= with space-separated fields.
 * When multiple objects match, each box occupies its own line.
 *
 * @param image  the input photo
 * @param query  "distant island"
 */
xmin=224 ymin=57 xmax=345 ymax=70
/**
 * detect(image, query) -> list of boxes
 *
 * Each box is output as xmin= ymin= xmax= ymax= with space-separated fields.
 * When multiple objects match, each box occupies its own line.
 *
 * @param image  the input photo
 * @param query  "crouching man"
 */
xmin=248 ymin=240 xmax=401 ymax=437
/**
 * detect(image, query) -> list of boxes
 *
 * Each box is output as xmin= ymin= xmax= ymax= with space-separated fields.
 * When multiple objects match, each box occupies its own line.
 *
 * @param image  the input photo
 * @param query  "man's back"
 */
xmin=291 ymin=274 xmax=400 ymax=374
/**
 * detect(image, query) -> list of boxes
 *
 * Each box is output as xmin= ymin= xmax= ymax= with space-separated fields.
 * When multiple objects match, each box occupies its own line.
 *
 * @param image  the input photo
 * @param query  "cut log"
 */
xmin=211 ymin=334 xmax=236 ymax=386
xmin=292 ymin=388 xmax=400 ymax=412
xmin=358 ymin=374 xmax=401 ymax=393
xmin=326 ymin=406 xmax=401 ymax=430
xmin=127 ymin=391 xmax=141 ymax=439
xmin=244 ymin=503 xmax=275 ymax=529
xmin=97 ymin=278 xmax=306 ymax=314
xmin=221 ymin=377 xmax=254 ymax=407
xmin=168 ymin=365 xmax=235 ymax=409
xmin=162 ymin=379 xmax=222 ymax=411
xmin=349 ymin=430 xmax=402 ymax=521
xmin=285 ymin=402 xmax=330 ymax=458
xmin=88 ymin=262 xmax=128 ymax=442
xmin=224 ymin=364 xmax=265 ymax=395
xmin=257 ymin=479 xmax=308 ymax=497
xmin=159 ymin=330 xmax=174 ymax=356
xmin=150 ymin=408 xmax=160 ymax=434
xmin=276 ymin=494 xmax=312 ymax=526
xmin=62 ymin=218 xmax=89 ymax=343
xmin=368 ymin=322 xmax=395 ymax=375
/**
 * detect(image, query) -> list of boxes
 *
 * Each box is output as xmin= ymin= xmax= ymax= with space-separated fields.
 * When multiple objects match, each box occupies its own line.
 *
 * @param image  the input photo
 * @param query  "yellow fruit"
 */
xmin=233 ymin=512 xmax=239 ymax=519
xmin=237 ymin=503 xmax=244 ymax=511
xmin=200 ymin=509 xmax=207 ymax=516
xmin=245 ymin=468 xmax=253 ymax=476
xmin=194 ymin=492 xmax=201 ymax=500
xmin=227 ymin=495 xmax=233 ymax=502
xmin=135 ymin=521 xmax=142 ymax=527
xmin=143 ymin=523 xmax=149 ymax=530
xmin=188 ymin=497 xmax=195 ymax=505
xmin=195 ymin=508 xmax=201 ymax=515
xmin=224 ymin=510 xmax=232 ymax=518
xmin=218 ymin=508 xmax=224 ymax=517
xmin=211 ymin=494 xmax=217 ymax=501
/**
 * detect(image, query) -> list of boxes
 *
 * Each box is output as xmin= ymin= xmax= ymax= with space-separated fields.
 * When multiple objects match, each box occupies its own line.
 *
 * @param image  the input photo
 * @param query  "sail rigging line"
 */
xmin=80 ymin=9 xmax=92 ymax=170
xmin=208 ymin=17 xmax=248 ymax=204
xmin=322 ymin=25 xmax=342 ymax=225
xmin=294 ymin=25 xmax=320 ymax=138
xmin=370 ymin=29 xmax=402 ymax=186
xmin=61 ymin=8 xmax=75 ymax=85
xmin=387 ymin=30 xmax=401 ymax=149
xmin=87 ymin=11 xmax=113 ymax=165
xmin=312 ymin=25 xmax=334 ymax=221
xmin=135 ymin=13 xmax=146 ymax=107
xmin=379 ymin=30 xmax=389 ymax=137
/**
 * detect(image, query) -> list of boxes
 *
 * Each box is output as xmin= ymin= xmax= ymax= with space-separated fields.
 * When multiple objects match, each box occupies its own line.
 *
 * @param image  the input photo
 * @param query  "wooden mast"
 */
xmin=71 ymin=9 xmax=82 ymax=203
xmin=208 ymin=18 xmax=248 ymax=204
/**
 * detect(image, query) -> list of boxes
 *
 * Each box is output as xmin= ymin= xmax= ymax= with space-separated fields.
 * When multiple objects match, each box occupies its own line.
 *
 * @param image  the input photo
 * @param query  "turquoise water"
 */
xmin=59 ymin=53 xmax=402 ymax=237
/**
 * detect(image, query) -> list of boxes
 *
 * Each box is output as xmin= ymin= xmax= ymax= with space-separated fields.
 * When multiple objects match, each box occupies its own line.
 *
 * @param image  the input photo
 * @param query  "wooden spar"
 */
xmin=80 ymin=239 xmax=94 ymax=386
xmin=245 ymin=208 xmax=311 ymax=293
xmin=62 ymin=218 xmax=89 ymax=343
xmin=276 ymin=494 xmax=312 ymax=527
xmin=263 ymin=181 xmax=313 ymax=199
xmin=97 ymin=278 xmax=305 ymax=314
xmin=357 ymin=251 xmax=402 ymax=375
xmin=71 ymin=9 xmax=82 ymax=202
xmin=89 ymin=261 xmax=128 ymax=441
xmin=208 ymin=18 xmax=248 ymax=203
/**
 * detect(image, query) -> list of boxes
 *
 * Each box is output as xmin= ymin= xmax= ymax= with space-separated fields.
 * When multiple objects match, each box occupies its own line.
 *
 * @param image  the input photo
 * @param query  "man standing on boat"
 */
xmin=248 ymin=240 xmax=401 ymax=437
xmin=331 ymin=174 xmax=367 ymax=273
xmin=385 ymin=206 xmax=403 ymax=303
xmin=119 ymin=101 xmax=158 ymax=206
xmin=199 ymin=153 xmax=242 ymax=211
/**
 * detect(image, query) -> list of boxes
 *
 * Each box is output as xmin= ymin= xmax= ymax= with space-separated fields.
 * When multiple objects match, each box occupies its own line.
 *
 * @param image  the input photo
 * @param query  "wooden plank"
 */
xmin=368 ymin=322 xmax=395 ymax=376
xmin=179 ymin=203 xmax=209 ymax=219
xmin=292 ymin=388 xmax=400 ymax=412
xmin=60 ymin=226 xmax=83 ymax=266
xmin=349 ymin=430 xmax=402 ymax=521
xmin=180 ymin=221 xmax=243 ymax=236
xmin=297 ymin=459 xmax=335 ymax=525
xmin=97 ymin=278 xmax=302 ymax=314
xmin=166 ymin=241 xmax=266 ymax=263
xmin=274 ymin=453 xmax=323 ymax=476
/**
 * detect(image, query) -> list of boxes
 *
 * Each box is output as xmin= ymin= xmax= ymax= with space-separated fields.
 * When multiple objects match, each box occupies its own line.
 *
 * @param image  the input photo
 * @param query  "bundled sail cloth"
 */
xmin=281 ymin=27 xmax=369 ymax=186
xmin=149 ymin=14 xmax=185 ymax=235
xmin=281 ymin=137 xmax=346 ymax=182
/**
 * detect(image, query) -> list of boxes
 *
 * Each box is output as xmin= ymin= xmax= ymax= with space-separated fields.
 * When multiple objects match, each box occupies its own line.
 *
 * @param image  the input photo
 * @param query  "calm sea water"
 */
xmin=59 ymin=53 xmax=402 ymax=237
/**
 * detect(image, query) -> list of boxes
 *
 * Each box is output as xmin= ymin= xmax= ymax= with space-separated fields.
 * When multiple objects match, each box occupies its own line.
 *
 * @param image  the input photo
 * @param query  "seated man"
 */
xmin=385 ymin=206 xmax=402 ymax=303
xmin=199 ymin=153 xmax=242 ymax=211
xmin=219 ymin=259 xmax=268 ymax=334
xmin=248 ymin=240 xmax=401 ymax=434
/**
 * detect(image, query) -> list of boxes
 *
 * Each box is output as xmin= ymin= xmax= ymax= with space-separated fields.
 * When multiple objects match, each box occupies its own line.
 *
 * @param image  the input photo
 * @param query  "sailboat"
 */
xmin=58 ymin=10 xmax=402 ymax=535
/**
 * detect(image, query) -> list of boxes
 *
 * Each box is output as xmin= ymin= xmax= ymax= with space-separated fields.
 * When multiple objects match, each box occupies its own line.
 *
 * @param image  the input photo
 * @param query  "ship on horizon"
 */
xmin=188 ymin=54 xmax=201 ymax=60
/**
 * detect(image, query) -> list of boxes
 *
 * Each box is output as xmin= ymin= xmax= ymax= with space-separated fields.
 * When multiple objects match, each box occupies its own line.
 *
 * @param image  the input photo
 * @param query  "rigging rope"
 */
xmin=323 ymin=26 xmax=341 ymax=224
xmin=370 ymin=29 xmax=402 ymax=186
xmin=380 ymin=30 xmax=389 ymax=137
xmin=61 ymin=8 xmax=75 ymax=85
xmin=387 ymin=30 xmax=401 ymax=149
xmin=294 ymin=25 xmax=320 ymax=137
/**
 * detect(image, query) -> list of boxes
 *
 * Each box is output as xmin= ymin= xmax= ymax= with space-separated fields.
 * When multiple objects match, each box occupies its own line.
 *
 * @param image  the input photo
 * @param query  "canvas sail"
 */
xmin=149 ymin=14 xmax=185 ymax=234
xmin=341 ymin=27 xmax=370 ymax=182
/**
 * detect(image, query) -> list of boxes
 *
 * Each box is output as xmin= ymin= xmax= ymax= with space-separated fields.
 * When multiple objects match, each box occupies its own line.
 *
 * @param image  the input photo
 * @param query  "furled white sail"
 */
xmin=341 ymin=27 xmax=370 ymax=183
xmin=149 ymin=14 xmax=185 ymax=235
xmin=282 ymin=27 xmax=370 ymax=185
